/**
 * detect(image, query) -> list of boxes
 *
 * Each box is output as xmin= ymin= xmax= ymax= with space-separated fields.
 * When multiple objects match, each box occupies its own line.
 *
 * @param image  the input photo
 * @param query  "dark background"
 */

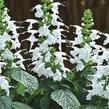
xmin=5 ymin=0 xmax=109 ymax=32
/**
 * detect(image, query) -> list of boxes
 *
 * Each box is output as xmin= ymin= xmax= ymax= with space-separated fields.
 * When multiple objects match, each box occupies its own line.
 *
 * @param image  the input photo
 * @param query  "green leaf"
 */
xmin=0 ymin=96 xmax=12 ymax=109
xmin=12 ymin=102 xmax=33 ymax=109
xmin=40 ymin=93 xmax=50 ymax=109
xmin=80 ymin=105 xmax=105 ymax=109
xmin=16 ymin=83 xmax=26 ymax=95
xmin=51 ymin=89 xmax=80 ymax=109
xmin=11 ymin=69 xmax=38 ymax=94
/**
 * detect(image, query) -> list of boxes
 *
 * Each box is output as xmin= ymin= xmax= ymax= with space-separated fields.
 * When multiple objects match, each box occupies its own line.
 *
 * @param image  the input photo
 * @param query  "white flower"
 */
xmin=8 ymin=20 xmax=19 ymax=35
xmin=0 ymin=40 xmax=6 ymax=50
xmin=72 ymin=25 xmax=83 ymax=45
xmin=45 ymin=51 xmax=52 ymax=62
xmin=75 ymin=57 xmax=85 ymax=71
xmin=25 ymin=30 xmax=38 ymax=49
xmin=1 ymin=32 xmax=11 ymax=42
xmin=103 ymin=33 xmax=109 ymax=45
xmin=55 ymin=52 xmax=66 ymax=64
xmin=52 ymin=29 xmax=64 ymax=51
xmin=45 ymin=67 xmax=54 ymax=78
xmin=73 ymin=25 xmax=81 ymax=35
xmin=91 ymin=30 xmax=100 ymax=41
xmin=73 ymin=34 xmax=83 ymax=45
xmin=38 ymin=24 xmax=50 ymax=36
xmin=51 ymin=14 xmax=59 ymax=26
xmin=78 ymin=43 xmax=92 ymax=62
xmin=34 ymin=63 xmax=46 ymax=77
xmin=11 ymin=35 xmax=21 ymax=49
xmin=2 ymin=49 xmax=13 ymax=60
xmin=46 ymin=34 xmax=57 ymax=45
xmin=14 ymin=50 xmax=25 ymax=69
xmin=0 ymin=76 xmax=11 ymax=96
xmin=39 ymin=42 xmax=49 ymax=52
xmin=31 ymin=47 xmax=41 ymax=61
xmin=33 ymin=5 xmax=44 ymax=18
xmin=87 ymin=80 xmax=105 ymax=101
xmin=70 ymin=47 xmax=80 ymax=57
xmin=26 ymin=19 xmax=38 ymax=30
xmin=51 ymin=14 xmax=62 ymax=27
xmin=52 ymin=2 xmax=61 ymax=14
xmin=53 ymin=69 xmax=62 ymax=81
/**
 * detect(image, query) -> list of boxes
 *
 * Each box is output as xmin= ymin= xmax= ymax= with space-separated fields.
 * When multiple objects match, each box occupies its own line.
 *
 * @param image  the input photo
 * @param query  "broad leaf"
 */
xmin=16 ymin=83 xmax=26 ymax=95
xmin=80 ymin=105 xmax=105 ymax=109
xmin=0 ymin=96 xmax=12 ymax=109
xmin=51 ymin=89 xmax=80 ymax=109
xmin=11 ymin=69 xmax=38 ymax=94
xmin=40 ymin=93 xmax=50 ymax=109
xmin=12 ymin=102 xmax=33 ymax=109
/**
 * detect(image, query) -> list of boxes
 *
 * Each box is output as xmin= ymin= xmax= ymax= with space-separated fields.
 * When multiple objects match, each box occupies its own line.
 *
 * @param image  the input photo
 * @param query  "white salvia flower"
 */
xmin=89 ymin=41 xmax=95 ymax=47
xmin=74 ymin=56 xmax=85 ymax=71
xmin=44 ymin=67 xmax=54 ymax=78
xmin=78 ymin=43 xmax=92 ymax=62
xmin=33 ymin=5 xmax=44 ymax=18
xmin=45 ymin=34 xmax=57 ymax=45
xmin=25 ymin=30 xmax=38 ymax=49
xmin=14 ymin=50 xmax=24 ymax=61
xmin=73 ymin=34 xmax=83 ymax=45
xmin=51 ymin=14 xmax=62 ymax=27
xmin=53 ymin=69 xmax=62 ymax=81
xmin=4 ymin=8 xmax=11 ymax=22
xmin=16 ymin=60 xmax=25 ymax=70
xmin=103 ymin=33 xmax=109 ymax=45
xmin=103 ymin=49 xmax=109 ymax=61
xmin=0 ymin=76 xmax=11 ymax=96
xmin=52 ymin=2 xmax=61 ymax=14
xmin=90 ymin=29 xmax=100 ymax=41
xmin=2 ymin=49 xmax=13 ymax=60
xmin=14 ymin=50 xmax=25 ymax=70
xmin=70 ymin=58 xmax=76 ymax=64
xmin=11 ymin=35 xmax=21 ymax=49
xmin=8 ymin=20 xmax=19 ymax=35
xmin=87 ymin=80 xmax=105 ymax=100
xmin=52 ymin=28 xmax=64 ymax=51
xmin=73 ymin=25 xmax=81 ymax=34
xmin=34 ymin=63 xmax=46 ymax=77
xmin=1 ymin=32 xmax=11 ymax=42
xmin=31 ymin=47 xmax=41 ymax=61
xmin=38 ymin=24 xmax=50 ymax=37
xmin=26 ymin=19 xmax=38 ymax=30
xmin=70 ymin=47 xmax=80 ymax=57
xmin=52 ymin=29 xmax=62 ymax=38
xmin=72 ymin=25 xmax=83 ymax=45
xmin=11 ymin=40 xmax=21 ymax=49
xmin=0 ymin=40 xmax=6 ymax=50
xmin=45 ymin=51 xmax=52 ymax=62
xmin=51 ymin=14 xmax=59 ymax=26
xmin=55 ymin=52 xmax=67 ymax=64
xmin=39 ymin=42 xmax=49 ymax=52
xmin=12 ymin=63 xmax=17 ymax=68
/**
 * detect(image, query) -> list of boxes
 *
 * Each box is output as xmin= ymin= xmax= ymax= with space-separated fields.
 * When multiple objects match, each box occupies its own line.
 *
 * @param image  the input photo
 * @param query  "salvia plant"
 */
xmin=1 ymin=0 xmax=109 ymax=109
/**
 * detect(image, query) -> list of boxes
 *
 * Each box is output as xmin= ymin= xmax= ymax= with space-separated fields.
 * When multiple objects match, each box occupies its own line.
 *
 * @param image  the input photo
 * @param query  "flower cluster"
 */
xmin=24 ymin=0 xmax=70 ymax=81
xmin=69 ymin=9 xmax=109 ymax=106
xmin=0 ymin=0 xmax=25 ymax=95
